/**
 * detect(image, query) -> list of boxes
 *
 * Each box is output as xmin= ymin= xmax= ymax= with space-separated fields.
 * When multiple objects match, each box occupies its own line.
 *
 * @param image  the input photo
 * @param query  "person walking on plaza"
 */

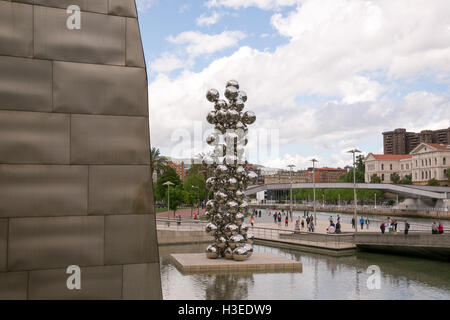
xmin=301 ymin=219 xmax=305 ymax=231
xmin=250 ymin=216 xmax=255 ymax=227
xmin=365 ymin=217 xmax=370 ymax=230
xmin=351 ymin=217 xmax=355 ymax=229
xmin=329 ymin=215 xmax=333 ymax=225
xmin=380 ymin=221 xmax=386 ymax=234
xmin=309 ymin=221 xmax=315 ymax=232
xmin=273 ymin=212 xmax=277 ymax=224
xmin=306 ymin=215 xmax=310 ymax=227
xmin=404 ymin=220 xmax=410 ymax=235
xmin=259 ymin=210 xmax=262 ymax=218
xmin=360 ymin=217 xmax=364 ymax=230
xmin=335 ymin=221 xmax=341 ymax=234
xmin=277 ymin=212 xmax=282 ymax=226
xmin=337 ymin=214 xmax=340 ymax=222
xmin=285 ymin=216 xmax=289 ymax=227
xmin=295 ymin=219 xmax=300 ymax=231
xmin=432 ymin=221 xmax=438 ymax=234
xmin=438 ymin=222 xmax=444 ymax=234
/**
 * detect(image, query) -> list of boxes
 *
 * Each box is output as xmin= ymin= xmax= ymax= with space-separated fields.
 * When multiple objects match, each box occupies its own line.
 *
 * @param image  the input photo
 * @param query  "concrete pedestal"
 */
xmin=171 ymin=253 xmax=302 ymax=273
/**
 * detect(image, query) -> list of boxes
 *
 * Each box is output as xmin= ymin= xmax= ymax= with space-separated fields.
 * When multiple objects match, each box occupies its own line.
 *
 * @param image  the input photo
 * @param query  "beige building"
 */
xmin=365 ymin=142 xmax=450 ymax=186
xmin=410 ymin=143 xmax=450 ymax=185
xmin=364 ymin=154 xmax=412 ymax=183
xmin=264 ymin=170 xmax=311 ymax=184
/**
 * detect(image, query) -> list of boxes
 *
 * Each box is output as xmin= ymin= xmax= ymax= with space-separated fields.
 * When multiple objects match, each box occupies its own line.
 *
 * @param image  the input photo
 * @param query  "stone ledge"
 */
xmin=171 ymin=252 xmax=302 ymax=274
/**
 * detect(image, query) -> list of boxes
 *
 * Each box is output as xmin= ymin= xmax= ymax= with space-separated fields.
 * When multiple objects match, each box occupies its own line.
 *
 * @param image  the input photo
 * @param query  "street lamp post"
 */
xmin=192 ymin=185 xmax=200 ymax=219
xmin=310 ymin=159 xmax=318 ymax=226
xmin=163 ymin=181 xmax=175 ymax=225
xmin=287 ymin=164 xmax=295 ymax=220
xmin=347 ymin=149 xmax=361 ymax=233
xmin=374 ymin=193 xmax=377 ymax=209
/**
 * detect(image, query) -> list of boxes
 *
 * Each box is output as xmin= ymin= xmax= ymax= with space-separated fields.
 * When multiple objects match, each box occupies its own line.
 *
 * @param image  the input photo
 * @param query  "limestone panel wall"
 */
xmin=0 ymin=0 xmax=161 ymax=299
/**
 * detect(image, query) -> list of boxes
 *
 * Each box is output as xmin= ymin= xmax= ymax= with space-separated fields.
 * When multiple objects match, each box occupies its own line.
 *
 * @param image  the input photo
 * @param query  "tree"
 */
xmin=370 ymin=174 xmax=382 ymax=183
xmin=390 ymin=173 xmax=400 ymax=184
xmin=155 ymin=167 xmax=181 ymax=201
xmin=183 ymin=172 xmax=206 ymax=207
xmin=427 ymin=178 xmax=440 ymax=186
xmin=337 ymin=155 xmax=365 ymax=183
xmin=150 ymin=147 xmax=168 ymax=178
xmin=399 ymin=174 xmax=412 ymax=185
xmin=446 ymin=170 xmax=450 ymax=182
xmin=166 ymin=185 xmax=188 ymax=216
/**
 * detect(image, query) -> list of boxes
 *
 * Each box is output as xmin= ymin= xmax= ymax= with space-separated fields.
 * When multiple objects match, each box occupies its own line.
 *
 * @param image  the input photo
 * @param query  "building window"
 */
xmin=422 ymin=159 xmax=424 ymax=166
xmin=416 ymin=160 xmax=418 ymax=167
xmin=381 ymin=164 xmax=384 ymax=170
xmin=425 ymin=171 xmax=428 ymax=179
xmin=390 ymin=164 xmax=393 ymax=170
xmin=444 ymin=158 xmax=447 ymax=165
xmin=422 ymin=171 xmax=424 ymax=179
xmin=415 ymin=172 xmax=418 ymax=179
xmin=382 ymin=174 xmax=385 ymax=181
xmin=435 ymin=158 xmax=437 ymax=165
xmin=401 ymin=164 xmax=404 ymax=170
xmin=406 ymin=164 xmax=409 ymax=170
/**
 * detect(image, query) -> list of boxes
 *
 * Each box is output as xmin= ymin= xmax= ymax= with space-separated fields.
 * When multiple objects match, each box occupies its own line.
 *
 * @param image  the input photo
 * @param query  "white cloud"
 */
xmin=167 ymin=30 xmax=247 ymax=57
xmin=196 ymin=11 xmax=222 ymax=26
xmin=205 ymin=0 xmax=302 ymax=10
xmin=149 ymin=0 xmax=450 ymax=168
xmin=149 ymin=53 xmax=186 ymax=73
xmin=136 ymin=0 xmax=157 ymax=12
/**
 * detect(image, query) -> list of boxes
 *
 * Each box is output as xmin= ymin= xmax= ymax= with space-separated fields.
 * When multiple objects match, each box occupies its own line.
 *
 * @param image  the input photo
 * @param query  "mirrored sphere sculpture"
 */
xmin=204 ymin=80 xmax=257 ymax=261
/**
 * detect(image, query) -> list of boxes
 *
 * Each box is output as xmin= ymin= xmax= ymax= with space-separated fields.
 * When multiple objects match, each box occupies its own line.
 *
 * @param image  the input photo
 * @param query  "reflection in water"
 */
xmin=159 ymin=243 xmax=450 ymax=300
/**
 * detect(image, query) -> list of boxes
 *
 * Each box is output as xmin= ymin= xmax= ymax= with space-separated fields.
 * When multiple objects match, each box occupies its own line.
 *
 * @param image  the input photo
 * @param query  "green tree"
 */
xmin=370 ymin=174 xmax=382 ymax=183
xmin=337 ymin=155 xmax=365 ymax=183
xmin=446 ymin=170 xmax=450 ymax=182
xmin=390 ymin=172 xmax=400 ymax=184
xmin=150 ymin=147 xmax=168 ymax=178
xmin=183 ymin=172 xmax=206 ymax=206
xmin=166 ymin=185 xmax=188 ymax=216
xmin=399 ymin=174 xmax=412 ymax=185
xmin=155 ymin=167 xmax=181 ymax=201
xmin=427 ymin=178 xmax=440 ymax=186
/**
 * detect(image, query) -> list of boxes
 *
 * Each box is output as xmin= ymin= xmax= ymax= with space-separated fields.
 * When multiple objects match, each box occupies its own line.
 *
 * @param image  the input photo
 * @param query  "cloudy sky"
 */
xmin=136 ymin=0 xmax=450 ymax=170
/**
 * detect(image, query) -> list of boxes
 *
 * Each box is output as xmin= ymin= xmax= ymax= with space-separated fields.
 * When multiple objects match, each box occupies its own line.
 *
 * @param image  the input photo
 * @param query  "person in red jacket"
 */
xmin=438 ymin=222 xmax=444 ymax=234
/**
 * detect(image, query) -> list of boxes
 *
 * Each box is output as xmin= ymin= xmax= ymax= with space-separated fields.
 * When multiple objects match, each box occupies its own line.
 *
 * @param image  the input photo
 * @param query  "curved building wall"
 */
xmin=0 ymin=0 xmax=161 ymax=299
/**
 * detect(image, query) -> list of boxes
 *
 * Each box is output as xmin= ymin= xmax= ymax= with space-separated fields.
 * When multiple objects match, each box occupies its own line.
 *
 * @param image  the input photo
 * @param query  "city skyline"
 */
xmin=136 ymin=0 xmax=450 ymax=170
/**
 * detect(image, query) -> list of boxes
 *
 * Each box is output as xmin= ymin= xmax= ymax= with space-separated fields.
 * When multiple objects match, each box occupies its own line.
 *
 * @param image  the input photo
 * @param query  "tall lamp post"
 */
xmin=163 ymin=181 xmax=175 ymax=225
xmin=287 ymin=164 xmax=296 ymax=220
xmin=310 ymin=159 xmax=318 ymax=226
xmin=347 ymin=149 xmax=361 ymax=232
xmin=192 ymin=185 xmax=200 ymax=219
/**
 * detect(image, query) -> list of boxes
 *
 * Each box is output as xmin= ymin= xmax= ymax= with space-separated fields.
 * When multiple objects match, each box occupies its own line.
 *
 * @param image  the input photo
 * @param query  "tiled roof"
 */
xmin=368 ymin=153 xmax=412 ymax=160
xmin=423 ymin=143 xmax=450 ymax=151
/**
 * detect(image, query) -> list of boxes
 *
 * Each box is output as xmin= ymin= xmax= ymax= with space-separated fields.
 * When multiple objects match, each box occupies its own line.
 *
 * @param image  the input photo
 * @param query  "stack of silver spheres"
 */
xmin=203 ymin=80 xmax=258 ymax=261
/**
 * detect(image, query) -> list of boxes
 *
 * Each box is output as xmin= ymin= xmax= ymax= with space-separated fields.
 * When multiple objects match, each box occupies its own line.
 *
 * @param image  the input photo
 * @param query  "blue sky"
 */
xmin=135 ymin=0 xmax=450 ymax=170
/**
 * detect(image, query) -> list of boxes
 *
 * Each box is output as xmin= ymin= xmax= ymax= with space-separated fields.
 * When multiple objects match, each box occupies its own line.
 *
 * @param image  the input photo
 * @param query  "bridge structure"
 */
xmin=245 ymin=183 xmax=450 ymax=200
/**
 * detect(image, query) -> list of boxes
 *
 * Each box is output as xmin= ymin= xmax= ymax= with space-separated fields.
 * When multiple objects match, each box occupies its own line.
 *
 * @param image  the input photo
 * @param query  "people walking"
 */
xmin=365 ymin=217 xmax=370 ymax=230
xmin=360 ymin=217 xmax=364 ymax=230
xmin=301 ymin=219 xmax=305 ymax=231
xmin=438 ymin=222 xmax=444 ymax=234
xmin=250 ymin=216 xmax=255 ymax=227
xmin=285 ymin=216 xmax=289 ymax=227
xmin=380 ymin=221 xmax=386 ymax=234
xmin=335 ymin=221 xmax=341 ymax=234
xmin=404 ymin=220 xmax=410 ymax=235
xmin=432 ymin=221 xmax=438 ymax=234
xmin=273 ymin=212 xmax=277 ymax=224
xmin=277 ymin=212 xmax=282 ymax=226
xmin=309 ymin=221 xmax=315 ymax=232
xmin=295 ymin=219 xmax=300 ymax=231
xmin=351 ymin=217 xmax=355 ymax=229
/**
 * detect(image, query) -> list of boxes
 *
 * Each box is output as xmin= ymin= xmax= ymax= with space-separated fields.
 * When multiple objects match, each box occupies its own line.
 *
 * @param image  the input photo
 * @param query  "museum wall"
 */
xmin=0 ymin=0 xmax=161 ymax=299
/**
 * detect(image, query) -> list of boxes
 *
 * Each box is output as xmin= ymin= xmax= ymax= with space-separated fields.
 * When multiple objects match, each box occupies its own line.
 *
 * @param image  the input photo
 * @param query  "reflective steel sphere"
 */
xmin=206 ymin=89 xmax=219 ymax=102
xmin=235 ymin=213 xmax=245 ymax=226
xmin=225 ymin=200 xmax=239 ymax=214
xmin=205 ymin=223 xmax=218 ymax=236
xmin=224 ymin=247 xmax=233 ymax=259
xmin=216 ymin=236 xmax=228 ymax=249
xmin=206 ymin=111 xmax=217 ymax=124
xmin=215 ymin=164 xmax=228 ymax=178
xmin=225 ymin=86 xmax=239 ymax=100
xmin=226 ymin=80 xmax=239 ymax=89
xmin=206 ymin=177 xmax=216 ymax=189
xmin=226 ymin=177 xmax=239 ymax=191
xmin=215 ymin=99 xmax=227 ymax=111
xmin=224 ymin=223 xmax=239 ymax=236
xmin=206 ymin=200 xmax=217 ymax=211
xmin=243 ymin=243 xmax=253 ymax=257
xmin=247 ymin=171 xmax=258 ymax=183
xmin=202 ymin=155 xmax=214 ymax=166
xmin=238 ymin=90 xmax=247 ymax=102
xmin=234 ymin=98 xmax=245 ymax=112
xmin=232 ymin=246 xmax=249 ymax=261
xmin=214 ymin=191 xmax=228 ymax=204
xmin=206 ymin=133 xmax=219 ymax=146
xmin=242 ymin=111 xmax=256 ymax=125
xmin=229 ymin=234 xmax=245 ymax=249
xmin=206 ymin=244 xmax=219 ymax=259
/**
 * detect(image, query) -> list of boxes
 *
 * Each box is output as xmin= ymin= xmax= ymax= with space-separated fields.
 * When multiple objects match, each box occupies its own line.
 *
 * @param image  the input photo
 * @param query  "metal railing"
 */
xmin=156 ymin=218 xmax=207 ymax=232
